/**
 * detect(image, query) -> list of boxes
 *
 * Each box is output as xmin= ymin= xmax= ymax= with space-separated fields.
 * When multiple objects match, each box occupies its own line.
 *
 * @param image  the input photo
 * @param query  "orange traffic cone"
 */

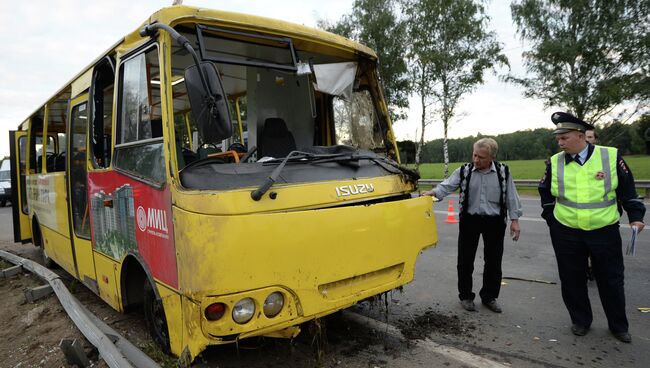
xmin=445 ymin=200 xmax=459 ymax=224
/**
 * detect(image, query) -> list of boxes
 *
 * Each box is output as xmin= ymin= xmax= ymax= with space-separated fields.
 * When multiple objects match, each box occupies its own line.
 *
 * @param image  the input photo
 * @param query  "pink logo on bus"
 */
xmin=137 ymin=206 xmax=147 ymax=231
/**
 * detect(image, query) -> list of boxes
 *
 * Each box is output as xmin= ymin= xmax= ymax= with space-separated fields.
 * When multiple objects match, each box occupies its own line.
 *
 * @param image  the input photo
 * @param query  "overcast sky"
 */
xmin=0 ymin=0 xmax=556 ymax=158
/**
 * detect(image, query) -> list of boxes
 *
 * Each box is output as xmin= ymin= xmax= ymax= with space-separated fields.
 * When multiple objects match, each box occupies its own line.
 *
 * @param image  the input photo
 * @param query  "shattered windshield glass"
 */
xmin=333 ymin=90 xmax=383 ymax=150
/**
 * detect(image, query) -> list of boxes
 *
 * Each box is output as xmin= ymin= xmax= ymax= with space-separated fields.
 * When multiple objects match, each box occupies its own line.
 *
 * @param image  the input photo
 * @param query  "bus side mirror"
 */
xmin=184 ymin=62 xmax=232 ymax=144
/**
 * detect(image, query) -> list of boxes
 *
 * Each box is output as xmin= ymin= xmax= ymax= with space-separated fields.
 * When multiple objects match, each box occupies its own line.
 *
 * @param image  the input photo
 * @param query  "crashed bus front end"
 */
xmin=130 ymin=6 xmax=438 ymax=360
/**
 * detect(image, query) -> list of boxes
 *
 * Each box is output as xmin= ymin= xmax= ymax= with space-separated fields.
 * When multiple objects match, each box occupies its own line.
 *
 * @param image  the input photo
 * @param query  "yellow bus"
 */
xmin=9 ymin=5 xmax=437 ymax=363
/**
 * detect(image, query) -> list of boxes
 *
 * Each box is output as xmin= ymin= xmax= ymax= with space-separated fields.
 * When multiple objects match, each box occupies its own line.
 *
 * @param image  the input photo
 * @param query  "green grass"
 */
xmin=415 ymin=155 xmax=650 ymax=180
xmin=140 ymin=342 xmax=177 ymax=368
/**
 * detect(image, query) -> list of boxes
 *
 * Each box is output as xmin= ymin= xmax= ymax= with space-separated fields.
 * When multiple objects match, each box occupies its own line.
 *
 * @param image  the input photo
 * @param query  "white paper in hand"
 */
xmin=626 ymin=226 xmax=638 ymax=256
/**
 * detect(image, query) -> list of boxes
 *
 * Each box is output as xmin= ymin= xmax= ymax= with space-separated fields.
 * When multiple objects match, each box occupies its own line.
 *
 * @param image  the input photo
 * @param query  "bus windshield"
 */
xmin=169 ymin=25 xmax=390 ymax=190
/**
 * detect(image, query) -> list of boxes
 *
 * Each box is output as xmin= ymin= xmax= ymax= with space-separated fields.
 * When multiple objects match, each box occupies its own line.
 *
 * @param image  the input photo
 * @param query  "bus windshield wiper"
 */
xmin=250 ymin=151 xmax=419 ymax=201
xmin=251 ymin=151 xmax=366 ymax=200
xmin=369 ymin=156 xmax=420 ymax=181
xmin=313 ymin=154 xmax=420 ymax=181
xmin=250 ymin=150 xmax=325 ymax=200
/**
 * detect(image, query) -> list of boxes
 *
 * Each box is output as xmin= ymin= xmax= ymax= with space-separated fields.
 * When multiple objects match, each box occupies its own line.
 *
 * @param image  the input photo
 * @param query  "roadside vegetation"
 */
xmin=415 ymin=156 xmax=650 ymax=197
xmin=417 ymin=156 xmax=650 ymax=180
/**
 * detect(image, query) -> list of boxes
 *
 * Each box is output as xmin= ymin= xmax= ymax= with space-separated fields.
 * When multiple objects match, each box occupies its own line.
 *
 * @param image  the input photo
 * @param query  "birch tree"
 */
xmin=404 ymin=0 xmax=507 ymax=175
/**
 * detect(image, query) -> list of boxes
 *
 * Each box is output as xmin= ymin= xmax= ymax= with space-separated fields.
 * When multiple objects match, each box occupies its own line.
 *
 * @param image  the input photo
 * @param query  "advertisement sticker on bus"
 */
xmin=88 ymin=171 xmax=178 ymax=288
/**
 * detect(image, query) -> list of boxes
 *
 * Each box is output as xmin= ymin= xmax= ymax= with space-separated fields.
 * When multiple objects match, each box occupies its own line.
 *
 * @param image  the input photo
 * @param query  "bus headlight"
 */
xmin=263 ymin=292 xmax=284 ymax=318
xmin=232 ymin=298 xmax=255 ymax=324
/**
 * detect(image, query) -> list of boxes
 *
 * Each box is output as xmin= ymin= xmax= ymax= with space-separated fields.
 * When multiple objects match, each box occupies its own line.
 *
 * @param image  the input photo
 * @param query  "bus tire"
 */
xmin=33 ymin=221 xmax=54 ymax=268
xmin=143 ymin=280 xmax=171 ymax=353
xmin=40 ymin=244 xmax=55 ymax=268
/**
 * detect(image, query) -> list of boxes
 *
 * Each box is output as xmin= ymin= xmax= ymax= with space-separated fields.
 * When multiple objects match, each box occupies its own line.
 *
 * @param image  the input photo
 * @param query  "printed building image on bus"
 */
xmin=90 ymin=184 xmax=137 ymax=260
xmin=9 ymin=5 xmax=438 ymax=363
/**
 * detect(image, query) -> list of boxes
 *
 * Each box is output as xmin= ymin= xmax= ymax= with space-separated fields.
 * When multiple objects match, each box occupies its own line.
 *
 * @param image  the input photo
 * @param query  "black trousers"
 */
xmin=549 ymin=220 xmax=628 ymax=333
xmin=457 ymin=214 xmax=506 ymax=302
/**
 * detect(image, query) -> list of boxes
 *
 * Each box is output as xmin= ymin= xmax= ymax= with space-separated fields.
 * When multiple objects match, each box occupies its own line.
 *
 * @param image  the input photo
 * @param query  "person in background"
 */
xmin=538 ymin=112 xmax=645 ymax=343
xmin=584 ymin=128 xmax=599 ymax=280
xmin=585 ymin=128 xmax=599 ymax=145
xmin=422 ymin=138 xmax=522 ymax=313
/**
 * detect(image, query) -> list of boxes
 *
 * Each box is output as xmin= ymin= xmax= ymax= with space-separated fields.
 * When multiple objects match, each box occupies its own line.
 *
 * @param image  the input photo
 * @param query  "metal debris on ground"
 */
xmin=502 ymin=276 xmax=557 ymax=285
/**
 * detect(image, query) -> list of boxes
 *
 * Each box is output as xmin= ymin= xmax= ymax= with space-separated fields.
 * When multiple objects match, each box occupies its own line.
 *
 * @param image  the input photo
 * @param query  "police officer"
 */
xmin=539 ymin=112 xmax=646 ymax=343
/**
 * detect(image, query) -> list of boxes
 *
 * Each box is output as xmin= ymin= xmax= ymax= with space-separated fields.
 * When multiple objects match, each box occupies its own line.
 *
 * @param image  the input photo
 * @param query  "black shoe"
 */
xmin=482 ymin=299 xmax=502 ymax=313
xmin=460 ymin=299 xmax=476 ymax=311
xmin=571 ymin=324 xmax=589 ymax=336
xmin=612 ymin=331 xmax=631 ymax=343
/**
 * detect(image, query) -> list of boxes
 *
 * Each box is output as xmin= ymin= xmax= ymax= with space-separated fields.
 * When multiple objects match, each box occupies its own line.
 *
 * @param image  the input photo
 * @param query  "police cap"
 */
xmin=551 ymin=112 xmax=594 ymax=134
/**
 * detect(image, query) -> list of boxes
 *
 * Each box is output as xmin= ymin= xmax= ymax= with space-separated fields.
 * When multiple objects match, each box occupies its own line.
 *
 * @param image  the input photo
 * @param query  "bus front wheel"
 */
xmin=143 ymin=280 xmax=171 ymax=353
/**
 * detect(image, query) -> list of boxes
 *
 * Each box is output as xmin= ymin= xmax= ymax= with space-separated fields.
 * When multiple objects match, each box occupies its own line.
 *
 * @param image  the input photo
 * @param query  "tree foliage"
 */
xmin=402 ymin=0 xmax=508 ymax=174
xmin=409 ymin=114 xmax=649 ymax=163
xmin=510 ymin=0 xmax=650 ymax=122
xmin=318 ymin=0 xmax=410 ymax=123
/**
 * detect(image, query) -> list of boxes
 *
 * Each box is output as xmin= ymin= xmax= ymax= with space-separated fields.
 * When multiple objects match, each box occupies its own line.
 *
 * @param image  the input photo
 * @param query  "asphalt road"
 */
xmin=370 ymin=195 xmax=650 ymax=367
xmin=1 ymin=197 xmax=648 ymax=368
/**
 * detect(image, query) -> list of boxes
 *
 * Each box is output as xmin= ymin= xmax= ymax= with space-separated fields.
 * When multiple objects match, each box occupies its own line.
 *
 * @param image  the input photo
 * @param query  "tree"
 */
xmin=599 ymin=121 xmax=632 ymax=153
xmin=510 ymin=0 xmax=649 ymax=122
xmin=403 ymin=0 xmax=507 ymax=175
xmin=318 ymin=0 xmax=410 ymax=123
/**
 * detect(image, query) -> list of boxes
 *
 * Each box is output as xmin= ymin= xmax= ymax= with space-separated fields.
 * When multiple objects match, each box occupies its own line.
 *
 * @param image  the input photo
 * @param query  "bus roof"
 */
xmin=142 ymin=5 xmax=377 ymax=58
xmin=18 ymin=5 xmax=376 ymax=130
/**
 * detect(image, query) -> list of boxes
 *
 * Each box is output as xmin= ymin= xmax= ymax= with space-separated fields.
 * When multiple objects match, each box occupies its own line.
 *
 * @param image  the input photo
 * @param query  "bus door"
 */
xmin=9 ymin=130 xmax=31 ymax=243
xmin=67 ymin=96 xmax=98 ymax=291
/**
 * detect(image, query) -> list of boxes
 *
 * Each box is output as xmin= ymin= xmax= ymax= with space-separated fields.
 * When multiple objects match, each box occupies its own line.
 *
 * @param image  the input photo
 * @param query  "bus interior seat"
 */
xmin=53 ymin=152 xmax=66 ymax=171
xmin=35 ymin=152 xmax=56 ymax=172
xmin=258 ymin=118 xmax=296 ymax=158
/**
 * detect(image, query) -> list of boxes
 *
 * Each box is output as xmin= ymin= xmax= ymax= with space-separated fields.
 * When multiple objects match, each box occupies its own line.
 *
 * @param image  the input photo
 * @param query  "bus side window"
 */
xmin=45 ymin=91 xmax=70 ymax=173
xmin=113 ymin=47 xmax=165 ymax=185
xmin=91 ymin=57 xmax=115 ymax=168
xmin=29 ymin=115 xmax=44 ymax=174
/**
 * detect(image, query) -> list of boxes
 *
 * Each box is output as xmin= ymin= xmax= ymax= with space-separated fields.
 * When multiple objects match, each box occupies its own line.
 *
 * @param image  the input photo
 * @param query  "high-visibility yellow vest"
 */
xmin=551 ymin=145 xmax=619 ymax=230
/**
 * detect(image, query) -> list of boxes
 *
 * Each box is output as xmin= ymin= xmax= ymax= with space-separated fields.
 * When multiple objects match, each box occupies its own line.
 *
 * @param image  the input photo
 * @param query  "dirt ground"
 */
xmin=0 ymin=262 xmax=104 ymax=368
xmin=0 ymin=243 xmax=159 ymax=368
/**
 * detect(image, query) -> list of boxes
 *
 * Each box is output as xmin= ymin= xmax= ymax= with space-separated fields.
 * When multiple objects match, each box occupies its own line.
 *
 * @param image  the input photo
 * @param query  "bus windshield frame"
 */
xmin=196 ymin=25 xmax=299 ymax=72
